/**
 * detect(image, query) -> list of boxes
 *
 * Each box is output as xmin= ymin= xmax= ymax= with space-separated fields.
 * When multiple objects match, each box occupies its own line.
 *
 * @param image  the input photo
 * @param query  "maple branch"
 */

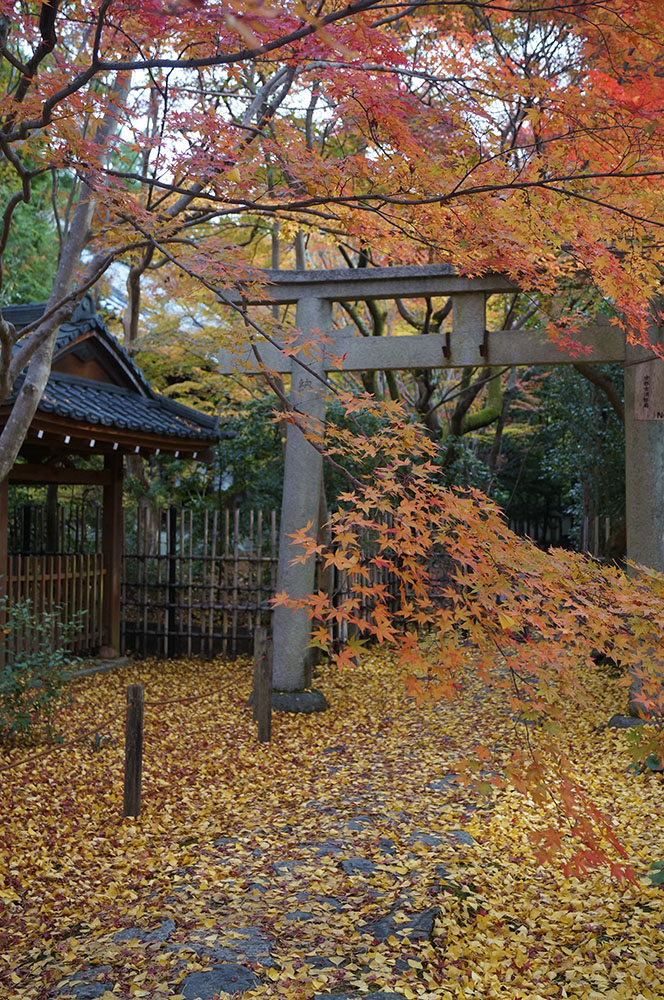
xmin=12 ymin=0 xmax=61 ymax=106
xmin=372 ymin=0 xmax=427 ymax=27
xmin=118 ymin=213 xmax=338 ymax=394
xmin=95 ymin=0 xmax=386 ymax=72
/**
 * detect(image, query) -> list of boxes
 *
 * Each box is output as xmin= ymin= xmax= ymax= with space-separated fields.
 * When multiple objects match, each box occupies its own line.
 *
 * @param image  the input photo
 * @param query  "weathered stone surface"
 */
xmin=341 ymin=858 xmax=376 ymax=876
xmin=408 ymin=831 xmax=443 ymax=847
xmin=247 ymin=881 xmax=268 ymax=894
xmin=305 ymin=954 xmax=347 ymax=970
xmin=312 ymin=840 xmax=344 ymax=856
xmin=66 ymin=982 xmax=109 ymax=1000
xmin=313 ymin=992 xmax=406 ymax=1000
xmin=114 ymin=918 xmax=175 ymax=944
xmin=315 ymin=896 xmax=344 ymax=912
xmin=427 ymin=774 xmax=457 ymax=792
xmin=213 ymin=836 xmax=237 ymax=849
xmin=607 ymin=714 xmax=649 ymax=729
xmin=174 ymin=939 xmax=238 ymax=962
xmin=361 ymin=901 xmax=438 ymax=943
xmin=293 ymin=891 xmax=344 ymax=914
xmin=403 ymin=907 xmax=438 ymax=940
xmin=271 ymin=689 xmax=328 ymax=713
xmin=181 ymin=963 xmax=258 ymax=999
xmin=61 ymin=967 xmax=114 ymax=1000
xmin=285 ymin=909 xmax=313 ymax=921
xmin=449 ymin=830 xmax=474 ymax=846
xmin=345 ymin=815 xmax=373 ymax=831
xmin=272 ymin=860 xmax=300 ymax=875
xmin=361 ymin=912 xmax=397 ymax=941
xmin=229 ymin=926 xmax=275 ymax=965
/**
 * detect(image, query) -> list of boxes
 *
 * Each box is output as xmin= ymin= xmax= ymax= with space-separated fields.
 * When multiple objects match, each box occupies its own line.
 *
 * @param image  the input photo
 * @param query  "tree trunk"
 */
xmin=0 ymin=73 xmax=130 ymax=481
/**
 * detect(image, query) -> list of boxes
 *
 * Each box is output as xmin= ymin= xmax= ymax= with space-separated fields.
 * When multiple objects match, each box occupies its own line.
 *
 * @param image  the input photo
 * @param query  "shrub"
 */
xmin=0 ymin=599 xmax=84 ymax=742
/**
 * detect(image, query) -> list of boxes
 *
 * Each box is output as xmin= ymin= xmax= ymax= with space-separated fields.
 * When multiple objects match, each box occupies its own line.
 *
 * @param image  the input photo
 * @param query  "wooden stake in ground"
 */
xmin=123 ymin=683 xmax=144 ymax=817
xmin=253 ymin=627 xmax=272 ymax=743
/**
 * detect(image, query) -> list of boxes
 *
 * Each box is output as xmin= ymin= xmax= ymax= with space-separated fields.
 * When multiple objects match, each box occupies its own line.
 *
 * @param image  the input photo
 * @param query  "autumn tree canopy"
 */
xmin=1 ymin=0 xmax=664 ymax=480
xmin=2 ymin=0 xmax=664 ymax=875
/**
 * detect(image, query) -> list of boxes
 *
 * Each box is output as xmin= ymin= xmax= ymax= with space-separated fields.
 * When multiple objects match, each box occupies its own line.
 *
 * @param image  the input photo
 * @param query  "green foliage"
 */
xmin=541 ymin=365 xmax=625 ymax=541
xmin=648 ymin=862 xmax=664 ymax=886
xmin=0 ymin=599 xmax=82 ymax=742
xmin=0 ymin=175 xmax=57 ymax=303
xmin=324 ymin=399 xmax=391 ymax=510
xmin=126 ymin=394 xmax=395 ymax=517
xmin=437 ymin=435 xmax=494 ymax=493
xmin=481 ymin=366 xmax=624 ymax=549
xmin=218 ymin=397 xmax=285 ymax=512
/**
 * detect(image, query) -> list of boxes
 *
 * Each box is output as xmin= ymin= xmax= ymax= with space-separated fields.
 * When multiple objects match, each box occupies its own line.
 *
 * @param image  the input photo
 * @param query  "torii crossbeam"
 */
xmin=218 ymin=264 xmax=664 ymax=710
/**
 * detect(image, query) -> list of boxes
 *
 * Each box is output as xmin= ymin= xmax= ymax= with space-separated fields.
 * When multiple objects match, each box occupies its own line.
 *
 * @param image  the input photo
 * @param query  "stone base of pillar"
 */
xmin=272 ymin=689 xmax=328 ymax=713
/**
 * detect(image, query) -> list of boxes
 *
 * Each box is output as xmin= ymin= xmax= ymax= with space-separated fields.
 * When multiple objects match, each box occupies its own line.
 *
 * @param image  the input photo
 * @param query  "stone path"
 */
xmin=52 ymin=767 xmax=480 ymax=1000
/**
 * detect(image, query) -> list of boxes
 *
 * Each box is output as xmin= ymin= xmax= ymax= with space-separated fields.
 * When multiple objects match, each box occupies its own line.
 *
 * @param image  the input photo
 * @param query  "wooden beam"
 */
xmin=9 ymin=465 xmax=113 ymax=485
xmin=102 ymin=452 xmax=123 ymax=656
xmin=222 ymin=264 xmax=517 ymax=305
xmin=2 ymin=413 xmax=214 ymax=457
xmin=217 ymin=323 xmax=636 ymax=375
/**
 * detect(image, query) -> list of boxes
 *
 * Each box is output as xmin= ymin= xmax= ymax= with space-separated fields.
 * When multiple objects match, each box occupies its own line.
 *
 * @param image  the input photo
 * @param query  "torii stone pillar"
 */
xmin=272 ymin=295 xmax=331 ymax=709
xmin=218 ymin=264 xmax=664 ymax=712
xmin=625 ymin=318 xmax=664 ymax=571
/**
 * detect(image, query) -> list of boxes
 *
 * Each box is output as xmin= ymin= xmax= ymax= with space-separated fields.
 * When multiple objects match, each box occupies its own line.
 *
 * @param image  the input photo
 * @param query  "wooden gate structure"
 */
xmin=0 ymin=296 xmax=220 ymax=657
xmin=217 ymin=263 xmax=664 ymax=707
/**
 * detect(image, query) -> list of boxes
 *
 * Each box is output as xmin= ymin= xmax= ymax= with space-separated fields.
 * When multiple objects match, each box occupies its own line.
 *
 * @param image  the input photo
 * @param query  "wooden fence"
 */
xmin=121 ymin=506 xmax=403 ymax=659
xmin=122 ymin=506 xmax=279 ymax=658
xmin=8 ymin=496 xmax=102 ymax=555
xmin=4 ymin=553 xmax=105 ymax=655
xmin=6 ymin=499 xmax=611 ymax=661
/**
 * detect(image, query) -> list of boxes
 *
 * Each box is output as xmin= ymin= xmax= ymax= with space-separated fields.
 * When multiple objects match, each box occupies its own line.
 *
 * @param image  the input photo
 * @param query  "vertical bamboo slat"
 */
xmin=208 ymin=509 xmax=218 ymax=656
xmin=231 ymin=508 xmax=240 ymax=658
xmin=257 ymin=510 xmax=263 ymax=630
xmin=8 ymin=499 xmax=403 ymax=661
xmin=187 ymin=507 xmax=193 ymax=659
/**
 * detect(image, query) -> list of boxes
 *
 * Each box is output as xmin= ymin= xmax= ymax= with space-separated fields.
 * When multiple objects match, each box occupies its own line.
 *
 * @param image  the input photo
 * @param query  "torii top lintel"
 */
xmin=227 ymin=264 xmax=517 ymax=305
xmin=217 ymin=264 xmax=642 ymax=372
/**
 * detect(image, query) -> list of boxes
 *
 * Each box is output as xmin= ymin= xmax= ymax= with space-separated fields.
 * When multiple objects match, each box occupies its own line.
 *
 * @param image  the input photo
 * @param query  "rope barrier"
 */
xmin=0 ymin=679 xmax=232 ymax=774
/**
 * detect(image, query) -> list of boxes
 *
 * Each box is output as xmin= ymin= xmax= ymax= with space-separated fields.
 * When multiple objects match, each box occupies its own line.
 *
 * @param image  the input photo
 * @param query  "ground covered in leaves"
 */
xmin=0 ymin=652 xmax=662 ymax=1000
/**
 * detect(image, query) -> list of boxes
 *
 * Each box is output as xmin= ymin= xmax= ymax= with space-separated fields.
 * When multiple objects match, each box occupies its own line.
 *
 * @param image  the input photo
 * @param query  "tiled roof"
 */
xmin=6 ymin=295 xmax=154 ymax=395
xmin=3 ymin=295 xmax=220 ymax=445
xmin=34 ymin=374 xmax=220 ymax=441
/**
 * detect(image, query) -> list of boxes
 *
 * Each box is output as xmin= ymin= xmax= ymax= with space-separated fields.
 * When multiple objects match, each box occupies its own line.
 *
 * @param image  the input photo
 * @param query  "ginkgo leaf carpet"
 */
xmin=0 ymin=652 xmax=662 ymax=1000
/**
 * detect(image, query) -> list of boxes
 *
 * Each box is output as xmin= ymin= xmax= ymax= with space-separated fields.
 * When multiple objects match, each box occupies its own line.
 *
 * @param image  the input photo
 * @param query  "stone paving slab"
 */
xmin=180 ymin=963 xmax=259 ymax=1000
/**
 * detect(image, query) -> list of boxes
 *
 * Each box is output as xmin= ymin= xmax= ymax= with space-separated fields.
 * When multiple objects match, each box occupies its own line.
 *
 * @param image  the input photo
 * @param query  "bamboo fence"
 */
xmin=121 ymin=506 xmax=279 ymax=658
xmin=4 ymin=554 xmax=104 ymax=655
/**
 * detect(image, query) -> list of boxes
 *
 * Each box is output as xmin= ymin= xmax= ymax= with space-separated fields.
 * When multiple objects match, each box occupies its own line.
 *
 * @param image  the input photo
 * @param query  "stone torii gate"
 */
xmin=219 ymin=264 xmax=664 ymax=709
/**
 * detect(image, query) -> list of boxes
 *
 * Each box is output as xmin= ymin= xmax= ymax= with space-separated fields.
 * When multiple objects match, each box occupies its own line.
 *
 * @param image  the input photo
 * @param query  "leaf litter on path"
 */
xmin=0 ymin=651 xmax=662 ymax=999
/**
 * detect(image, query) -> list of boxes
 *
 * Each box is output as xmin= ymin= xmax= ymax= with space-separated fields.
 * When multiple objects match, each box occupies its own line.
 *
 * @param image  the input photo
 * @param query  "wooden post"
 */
xmin=252 ymin=627 xmax=272 ymax=742
xmin=0 ymin=476 xmax=7 ymax=667
xmin=102 ymin=452 xmax=123 ymax=656
xmin=123 ymin=683 xmax=144 ymax=818
xmin=167 ymin=506 xmax=178 ymax=649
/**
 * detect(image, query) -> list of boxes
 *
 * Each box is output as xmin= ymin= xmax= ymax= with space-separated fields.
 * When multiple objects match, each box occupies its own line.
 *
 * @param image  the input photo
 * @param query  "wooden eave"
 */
xmin=4 ymin=410 xmax=215 ymax=461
